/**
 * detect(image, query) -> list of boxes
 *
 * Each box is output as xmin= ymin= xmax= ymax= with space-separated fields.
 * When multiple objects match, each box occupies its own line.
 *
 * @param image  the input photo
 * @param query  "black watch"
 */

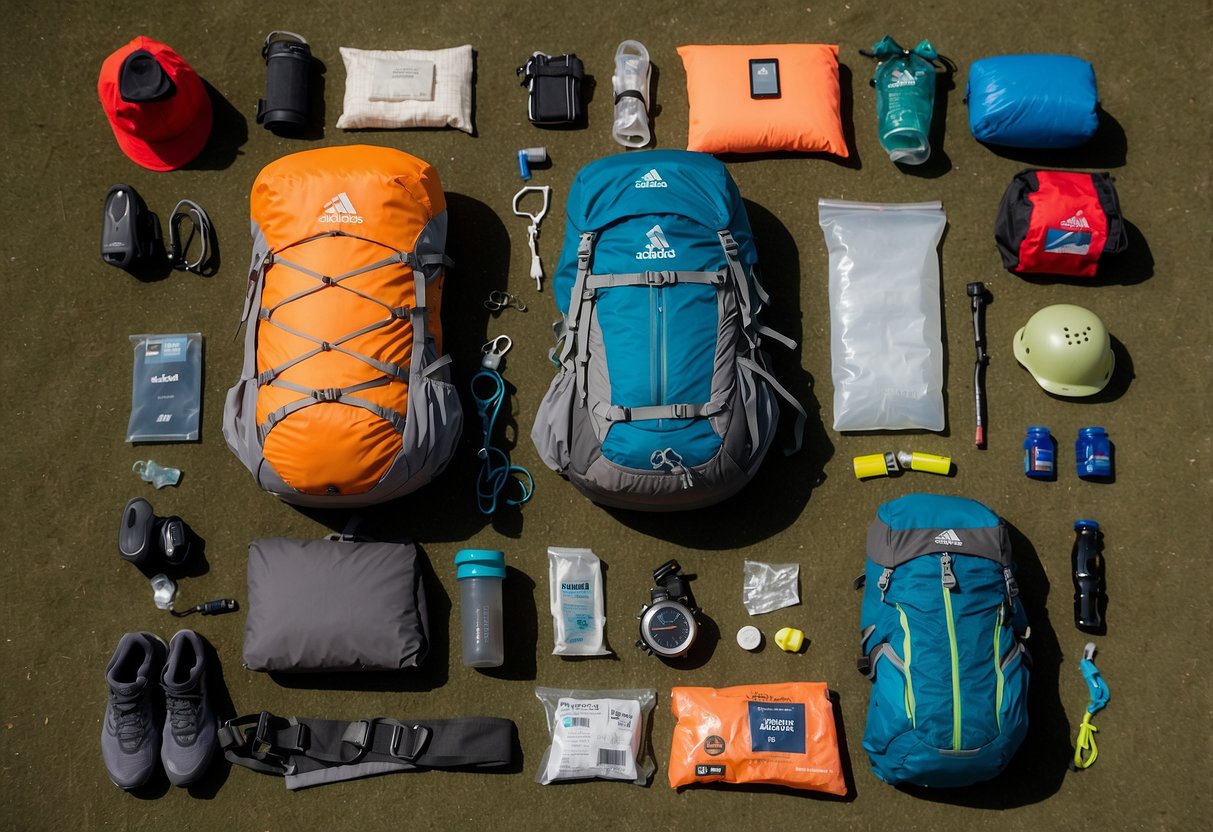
xmin=636 ymin=560 xmax=699 ymax=659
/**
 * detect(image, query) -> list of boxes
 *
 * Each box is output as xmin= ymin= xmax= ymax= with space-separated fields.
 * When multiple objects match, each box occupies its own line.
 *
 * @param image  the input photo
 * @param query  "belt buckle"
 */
xmin=389 ymin=723 xmax=432 ymax=761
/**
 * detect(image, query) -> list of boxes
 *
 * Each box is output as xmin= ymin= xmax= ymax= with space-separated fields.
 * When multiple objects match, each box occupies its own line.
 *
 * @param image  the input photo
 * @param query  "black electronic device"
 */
xmin=749 ymin=58 xmax=781 ymax=98
xmin=1072 ymin=520 xmax=1106 ymax=633
xmin=118 ymin=497 xmax=192 ymax=568
xmin=101 ymin=184 xmax=163 ymax=271
xmin=636 ymin=560 xmax=699 ymax=659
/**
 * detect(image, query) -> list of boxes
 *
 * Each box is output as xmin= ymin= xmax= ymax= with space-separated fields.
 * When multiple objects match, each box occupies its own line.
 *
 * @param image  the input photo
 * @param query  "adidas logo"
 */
xmin=317 ymin=192 xmax=364 ymax=224
xmin=934 ymin=529 xmax=963 ymax=547
xmin=1059 ymin=210 xmax=1090 ymax=230
xmin=149 ymin=373 xmax=180 ymax=384
xmin=634 ymin=169 xmax=668 ymax=189
xmin=636 ymin=224 xmax=676 ymax=260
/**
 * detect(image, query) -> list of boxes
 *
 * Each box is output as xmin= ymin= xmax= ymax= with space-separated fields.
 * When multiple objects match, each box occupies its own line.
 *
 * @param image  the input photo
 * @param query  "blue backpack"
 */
xmin=859 ymin=494 xmax=1030 ymax=787
xmin=530 ymin=150 xmax=804 ymax=511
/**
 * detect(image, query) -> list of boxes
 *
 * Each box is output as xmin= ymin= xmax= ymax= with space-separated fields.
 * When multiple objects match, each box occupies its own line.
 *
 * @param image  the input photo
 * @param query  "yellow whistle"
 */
xmin=774 ymin=627 xmax=805 ymax=653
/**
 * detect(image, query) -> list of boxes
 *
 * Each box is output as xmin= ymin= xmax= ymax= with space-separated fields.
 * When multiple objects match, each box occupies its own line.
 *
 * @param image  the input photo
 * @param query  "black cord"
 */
xmin=170 ymin=599 xmax=238 ymax=617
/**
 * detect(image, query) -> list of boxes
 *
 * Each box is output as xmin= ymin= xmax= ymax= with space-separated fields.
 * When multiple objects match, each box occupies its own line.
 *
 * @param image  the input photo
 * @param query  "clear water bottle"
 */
xmin=612 ymin=40 xmax=651 ymax=148
xmin=455 ymin=549 xmax=506 ymax=668
xmin=869 ymin=36 xmax=938 ymax=165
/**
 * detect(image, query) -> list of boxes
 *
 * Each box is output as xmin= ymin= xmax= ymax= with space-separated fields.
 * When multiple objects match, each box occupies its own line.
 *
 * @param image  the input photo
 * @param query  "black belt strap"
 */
xmin=219 ymin=711 xmax=516 ymax=790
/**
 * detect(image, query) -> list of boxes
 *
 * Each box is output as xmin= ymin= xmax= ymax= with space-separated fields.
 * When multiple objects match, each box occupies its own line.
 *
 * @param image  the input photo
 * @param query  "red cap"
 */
xmin=97 ymin=37 xmax=213 ymax=171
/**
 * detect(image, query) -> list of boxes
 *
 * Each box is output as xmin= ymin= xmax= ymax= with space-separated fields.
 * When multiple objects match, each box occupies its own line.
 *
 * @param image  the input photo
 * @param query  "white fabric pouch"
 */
xmin=338 ymin=45 xmax=473 ymax=132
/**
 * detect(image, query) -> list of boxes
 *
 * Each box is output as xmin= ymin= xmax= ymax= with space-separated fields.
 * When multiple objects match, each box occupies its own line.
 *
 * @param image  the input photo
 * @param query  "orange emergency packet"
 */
xmin=668 ymin=682 xmax=847 ymax=795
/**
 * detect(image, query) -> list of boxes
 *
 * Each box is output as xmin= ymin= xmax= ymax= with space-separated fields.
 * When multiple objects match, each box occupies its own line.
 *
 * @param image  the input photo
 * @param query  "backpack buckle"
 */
xmin=645 ymin=271 xmax=674 ymax=285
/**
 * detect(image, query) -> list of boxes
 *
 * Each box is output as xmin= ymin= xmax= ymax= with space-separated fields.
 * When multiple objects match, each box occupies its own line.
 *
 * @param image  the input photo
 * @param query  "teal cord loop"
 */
xmin=471 ymin=349 xmax=533 ymax=515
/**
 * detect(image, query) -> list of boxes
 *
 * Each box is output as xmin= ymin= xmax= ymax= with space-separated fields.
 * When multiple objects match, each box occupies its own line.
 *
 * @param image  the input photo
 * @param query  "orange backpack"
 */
xmin=223 ymin=145 xmax=462 ymax=507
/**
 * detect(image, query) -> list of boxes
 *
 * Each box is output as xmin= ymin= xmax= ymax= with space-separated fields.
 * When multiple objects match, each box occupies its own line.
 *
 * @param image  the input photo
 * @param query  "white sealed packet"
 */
xmin=534 ymin=687 xmax=656 ymax=785
xmin=548 ymin=547 xmax=611 ymax=656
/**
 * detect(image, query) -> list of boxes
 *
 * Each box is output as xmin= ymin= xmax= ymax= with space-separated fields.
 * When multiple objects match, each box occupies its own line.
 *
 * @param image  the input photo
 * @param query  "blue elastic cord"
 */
xmin=471 ymin=368 xmax=533 ymax=515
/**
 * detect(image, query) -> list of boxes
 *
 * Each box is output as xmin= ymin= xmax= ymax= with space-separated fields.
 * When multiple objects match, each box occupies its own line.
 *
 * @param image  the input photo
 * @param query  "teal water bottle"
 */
xmin=868 ymin=36 xmax=938 ymax=165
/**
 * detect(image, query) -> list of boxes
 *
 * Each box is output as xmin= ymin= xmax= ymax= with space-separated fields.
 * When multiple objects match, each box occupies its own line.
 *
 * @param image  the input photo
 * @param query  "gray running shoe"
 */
xmin=101 ymin=631 xmax=167 ymax=789
xmin=160 ymin=630 xmax=216 ymax=786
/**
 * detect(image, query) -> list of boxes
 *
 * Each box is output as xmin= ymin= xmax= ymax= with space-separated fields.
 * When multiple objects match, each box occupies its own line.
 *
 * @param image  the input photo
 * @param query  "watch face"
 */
xmin=641 ymin=600 xmax=697 ymax=658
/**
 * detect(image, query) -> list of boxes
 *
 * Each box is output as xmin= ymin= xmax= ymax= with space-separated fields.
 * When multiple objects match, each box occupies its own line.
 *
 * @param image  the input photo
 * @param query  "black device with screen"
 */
xmin=749 ymin=58 xmax=780 ymax=98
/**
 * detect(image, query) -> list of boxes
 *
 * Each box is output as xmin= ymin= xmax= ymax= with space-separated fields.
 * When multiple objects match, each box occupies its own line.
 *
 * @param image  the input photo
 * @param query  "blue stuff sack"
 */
xmin=966 ymin=55 xmax=1099 ymax=148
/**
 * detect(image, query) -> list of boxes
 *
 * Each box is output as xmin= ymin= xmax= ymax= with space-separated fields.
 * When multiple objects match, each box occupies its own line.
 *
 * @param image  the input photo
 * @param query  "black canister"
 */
xmin=257 ymin=31 xmax=312 ymax=131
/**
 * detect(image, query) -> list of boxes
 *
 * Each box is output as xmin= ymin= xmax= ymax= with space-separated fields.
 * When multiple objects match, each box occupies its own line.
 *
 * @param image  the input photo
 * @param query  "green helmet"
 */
xmin=1013 ymin=304 xmax=1115 ymax=397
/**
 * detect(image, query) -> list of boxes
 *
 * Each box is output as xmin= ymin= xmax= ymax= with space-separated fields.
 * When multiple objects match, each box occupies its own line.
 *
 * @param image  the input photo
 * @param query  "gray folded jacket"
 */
xmin=244 ymin=537 xmax=430 ymax=672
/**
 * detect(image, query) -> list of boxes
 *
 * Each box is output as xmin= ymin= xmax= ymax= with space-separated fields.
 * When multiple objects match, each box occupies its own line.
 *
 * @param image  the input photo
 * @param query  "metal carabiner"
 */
xmin=483 ymin=290 xmax=527 ymax=312
xmin=480 ymin=335 xmax=513 ymax=370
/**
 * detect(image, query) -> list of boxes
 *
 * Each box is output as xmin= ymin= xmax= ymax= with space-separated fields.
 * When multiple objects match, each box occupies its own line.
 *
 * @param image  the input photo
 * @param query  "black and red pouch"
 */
xmin=995 ymin=170 xmax=1126 ymax=278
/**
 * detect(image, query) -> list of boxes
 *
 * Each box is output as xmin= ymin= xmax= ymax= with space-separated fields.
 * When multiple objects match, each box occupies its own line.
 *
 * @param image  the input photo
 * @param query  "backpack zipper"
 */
xmin=940 ymin=554 xmax=962 ymax=750
xmin=895 ymin=603 xmax=916 ymax=725
xmin=650 ymin=283 xmax=669 ymax=407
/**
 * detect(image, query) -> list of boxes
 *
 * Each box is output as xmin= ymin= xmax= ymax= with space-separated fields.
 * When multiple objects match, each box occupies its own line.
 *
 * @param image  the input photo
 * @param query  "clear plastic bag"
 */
xmin=534 ymin=687 xmax=656 ymax=785
xmin=817 ymin=201 xmax=946 ymax=431
xmin=742 ymin=560 xmax=800 ymax=615
xmin=126 ymin=333 xmax=203 ymax=443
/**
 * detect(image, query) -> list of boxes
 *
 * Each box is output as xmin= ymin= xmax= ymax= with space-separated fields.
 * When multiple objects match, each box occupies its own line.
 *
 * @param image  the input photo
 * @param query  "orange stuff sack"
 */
xmin=223 ymin=145 xmax=462 ymax=507
xmin=678 ymin=44 xmax=848 ymax=157
xmin=669 ymin=682 xmax=846 ymax=795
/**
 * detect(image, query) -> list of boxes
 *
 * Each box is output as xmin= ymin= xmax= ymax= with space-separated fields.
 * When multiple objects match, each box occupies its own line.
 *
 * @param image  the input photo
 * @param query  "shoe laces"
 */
xmin=110 ymin=696 xmax=149 ymax=746
xmin=165 ymin=691 xmax=202 ymax=732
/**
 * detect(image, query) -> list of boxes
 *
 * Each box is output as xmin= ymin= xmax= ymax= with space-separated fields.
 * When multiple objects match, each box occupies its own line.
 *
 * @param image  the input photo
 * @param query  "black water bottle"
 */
xmin=1072 ymin=520 xmax=1105 ymax=633
xmin=256 ymin=31 xmax=312 ymax=131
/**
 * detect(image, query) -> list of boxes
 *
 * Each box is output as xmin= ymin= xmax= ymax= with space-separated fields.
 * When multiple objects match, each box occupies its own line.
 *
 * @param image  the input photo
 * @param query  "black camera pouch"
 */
xmin=101 ymin=184 xmax=163 ymax=271
xmin=517 ymin=53 xmax=585 ymax=126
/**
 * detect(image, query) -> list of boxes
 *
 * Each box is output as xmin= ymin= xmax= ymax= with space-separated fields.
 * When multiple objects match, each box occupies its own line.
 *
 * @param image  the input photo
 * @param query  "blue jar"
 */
xmin=1076 ymin=427 xmax=1113 ymax=480
xmin=1023 ymin=426 xmax=1054 ymax=480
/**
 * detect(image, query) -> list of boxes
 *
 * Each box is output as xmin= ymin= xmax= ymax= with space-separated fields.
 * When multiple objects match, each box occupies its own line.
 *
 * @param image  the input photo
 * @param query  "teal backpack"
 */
xmin=859 ymin=494 xmax=1030 ymax=787
xmin=530 ymin=150 xmax=804 ymax=511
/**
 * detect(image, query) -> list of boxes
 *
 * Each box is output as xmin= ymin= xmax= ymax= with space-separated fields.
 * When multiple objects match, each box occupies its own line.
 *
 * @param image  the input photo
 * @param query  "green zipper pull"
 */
xmin=940 ymin=554 xmax=958 ymax=590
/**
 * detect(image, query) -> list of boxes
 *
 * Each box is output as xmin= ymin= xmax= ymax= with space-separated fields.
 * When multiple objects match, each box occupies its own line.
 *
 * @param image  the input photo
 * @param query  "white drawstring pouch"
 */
xmin=818 ymin=200 xmax=947 ymax=431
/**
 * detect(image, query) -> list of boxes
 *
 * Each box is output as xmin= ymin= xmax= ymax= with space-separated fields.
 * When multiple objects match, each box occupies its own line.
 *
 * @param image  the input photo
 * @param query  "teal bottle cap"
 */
xmin=1074 ymin=519 xmax=1100 ymax=531
xmin=454 ymin=549 xmax=506 ymax=580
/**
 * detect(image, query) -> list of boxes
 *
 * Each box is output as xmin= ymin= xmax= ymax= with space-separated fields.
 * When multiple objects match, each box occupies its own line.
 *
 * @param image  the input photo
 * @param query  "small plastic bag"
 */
xmin=668 ymin=682 xmax=846 ymax=794
xmin=535 ymin=687 xmax=656 ymax=785
xmin=742 ymin=560 xmax=800 ymax=615
xmin=818 ymin=201 xmax=946 ymax=431
xmin=126 ymin=333 xmax=203 ymax=443
xmin=548 ymin=547 xmax=611 ymax=656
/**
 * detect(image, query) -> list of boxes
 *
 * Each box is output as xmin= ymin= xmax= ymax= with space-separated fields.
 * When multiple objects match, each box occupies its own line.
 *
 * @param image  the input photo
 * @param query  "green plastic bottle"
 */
xmin=870 ymin=36 xmax=938 ymax=165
